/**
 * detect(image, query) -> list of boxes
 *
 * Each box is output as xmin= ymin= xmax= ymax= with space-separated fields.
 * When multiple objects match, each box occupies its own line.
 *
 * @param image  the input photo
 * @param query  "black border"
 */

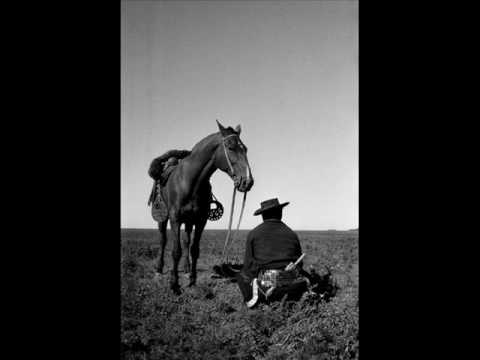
xmin=10 ymin=2 xmax=121 ymax=358
xmin=8 ymin=1 xmax=471 ymax=359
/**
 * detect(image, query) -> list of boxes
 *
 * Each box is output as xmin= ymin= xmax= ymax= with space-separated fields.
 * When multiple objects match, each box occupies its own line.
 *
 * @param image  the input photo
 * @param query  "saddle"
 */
xmin=160 ymin=164 xmax=177 ymax=186
xmin=148 ymin=149 xmax=191 ymax=181
xmin=147 ymin=149 xmax=223 ymax=223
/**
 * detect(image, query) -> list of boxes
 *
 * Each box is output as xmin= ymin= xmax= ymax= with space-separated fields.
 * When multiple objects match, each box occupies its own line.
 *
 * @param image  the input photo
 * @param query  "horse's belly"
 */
xmin=180 ymin=203 xmax=208 ymax=221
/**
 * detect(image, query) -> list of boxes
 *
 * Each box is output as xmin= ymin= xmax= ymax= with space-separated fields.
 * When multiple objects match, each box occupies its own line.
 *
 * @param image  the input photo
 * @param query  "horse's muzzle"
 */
xmin=235 ymin=175 xmax=254 ymax=192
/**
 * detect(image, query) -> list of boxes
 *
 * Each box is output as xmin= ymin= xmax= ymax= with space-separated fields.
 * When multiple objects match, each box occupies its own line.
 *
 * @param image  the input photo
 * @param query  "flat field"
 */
xmin=121 ymin=229 xmax=358 ymax=360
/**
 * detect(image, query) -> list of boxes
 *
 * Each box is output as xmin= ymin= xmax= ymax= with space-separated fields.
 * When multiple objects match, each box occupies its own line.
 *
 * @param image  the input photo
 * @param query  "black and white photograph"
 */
xmin=121 ymin=1 xmax=358 ymax=359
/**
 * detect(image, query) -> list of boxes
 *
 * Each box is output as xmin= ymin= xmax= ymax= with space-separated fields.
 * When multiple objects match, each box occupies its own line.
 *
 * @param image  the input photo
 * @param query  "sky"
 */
xmin=121 ymin=0 xmax=358 ymax=231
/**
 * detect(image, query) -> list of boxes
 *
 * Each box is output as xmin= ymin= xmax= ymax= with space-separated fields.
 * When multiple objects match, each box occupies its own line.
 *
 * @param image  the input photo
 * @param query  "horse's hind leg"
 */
xmin=169 ymin=218 xmax=182 ymax=294
xmin=155 ymin=220 xmax=168 ymax=276
xmin=182 ymin=223 xmax=193 ymax=274
xmin=188 ymin=216 xmax=207 ymax=287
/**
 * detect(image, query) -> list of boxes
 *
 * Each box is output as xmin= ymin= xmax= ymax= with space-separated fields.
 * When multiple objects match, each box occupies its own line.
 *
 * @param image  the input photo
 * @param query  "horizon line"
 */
xmin=121 ymin=227 xmax=359 ymax=232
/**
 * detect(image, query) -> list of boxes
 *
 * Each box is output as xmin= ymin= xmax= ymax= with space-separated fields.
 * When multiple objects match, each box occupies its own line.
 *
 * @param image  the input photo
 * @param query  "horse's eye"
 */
xmin=237 ymin=143 xmax=246 ymax=152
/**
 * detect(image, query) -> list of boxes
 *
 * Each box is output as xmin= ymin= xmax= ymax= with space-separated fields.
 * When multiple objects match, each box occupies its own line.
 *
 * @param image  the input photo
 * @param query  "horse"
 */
xmin=155 ymin=120 xmax=254 ymax=293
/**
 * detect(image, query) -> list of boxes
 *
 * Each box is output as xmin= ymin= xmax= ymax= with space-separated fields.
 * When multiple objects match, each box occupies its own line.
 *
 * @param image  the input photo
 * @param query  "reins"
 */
xmin=221 ymin=188 xmax=247 ymax=263
xmin=220 ymin=134 xmax=248 ymax=263
xmin=221 ymin=187 xmax=236 ymax=258
xmin=222 ymin=133 xmax=237 ymax=177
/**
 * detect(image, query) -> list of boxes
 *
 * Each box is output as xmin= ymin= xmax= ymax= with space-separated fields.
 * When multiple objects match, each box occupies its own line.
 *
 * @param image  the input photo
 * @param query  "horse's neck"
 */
xmin=182 ymin=134 xmax=220 ymax=193
xmin=193 ymin=158 xmax=216 ymax=193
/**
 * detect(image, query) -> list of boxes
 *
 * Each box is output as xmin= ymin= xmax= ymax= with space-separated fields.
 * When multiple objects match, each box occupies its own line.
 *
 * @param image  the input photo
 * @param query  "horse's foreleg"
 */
xmin=170 ymin=219 xmax=182 ymax=294
xmin=182 ymin=223 xmax=193 ymax=274
xmin=188 ymin=217 xmax=207 ymax=287
xmin=156 ymin=220 xmax=168 ymax=275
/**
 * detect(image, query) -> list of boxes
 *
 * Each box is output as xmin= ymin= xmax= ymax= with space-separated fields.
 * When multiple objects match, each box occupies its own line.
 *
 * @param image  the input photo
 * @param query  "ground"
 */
xmin=121 ymin=229 xmax=358 ymax=360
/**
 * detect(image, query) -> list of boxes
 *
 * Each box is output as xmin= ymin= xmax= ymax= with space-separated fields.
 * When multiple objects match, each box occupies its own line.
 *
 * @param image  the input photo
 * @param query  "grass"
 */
xmin=121 ymin=229 xmax=358 ymax=360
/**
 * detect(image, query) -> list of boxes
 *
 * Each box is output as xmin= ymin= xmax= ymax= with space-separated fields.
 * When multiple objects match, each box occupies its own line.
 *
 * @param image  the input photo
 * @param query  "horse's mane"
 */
xmin=149 ymin=127 xmax=238 ymax=180
xmin=190 ymin=133 xmax=219 ymax=154
xmin=191 ymin=127 xmax=238 ymax=154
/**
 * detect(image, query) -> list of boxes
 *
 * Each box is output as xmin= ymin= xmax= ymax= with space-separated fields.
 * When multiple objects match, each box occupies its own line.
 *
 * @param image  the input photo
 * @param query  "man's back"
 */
xmin=243 ymin=219 xmax=302 ymax=280
xmin=236 ymin=198 xmax=309 ymax=307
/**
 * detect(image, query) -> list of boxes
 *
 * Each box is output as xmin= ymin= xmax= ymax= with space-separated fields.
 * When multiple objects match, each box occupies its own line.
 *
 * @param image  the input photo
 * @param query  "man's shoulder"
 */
xmin=280 ymin=221 xmax=295 ymax=231
xmin=249 ymin=220 xmax=295 ymax=235
xmin=248 ymin=223 xmax=265 ymax=237
xmin=275 ymin=221 xmax=299 ymax=239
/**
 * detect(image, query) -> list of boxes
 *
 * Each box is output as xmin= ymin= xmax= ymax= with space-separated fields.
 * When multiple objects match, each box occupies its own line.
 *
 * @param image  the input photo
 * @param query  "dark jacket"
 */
xmin=241 ymin=219 xmax=303 ymax=282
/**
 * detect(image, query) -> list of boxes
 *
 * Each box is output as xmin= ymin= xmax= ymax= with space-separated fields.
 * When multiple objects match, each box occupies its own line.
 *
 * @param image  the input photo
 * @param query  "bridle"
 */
xmin=220 ymin=133 xmax=249 ymax=262
xmin=221 ymin=133 xmax=238 ymax=176
xmin=221 ymin=133 xmax=252 ymax=185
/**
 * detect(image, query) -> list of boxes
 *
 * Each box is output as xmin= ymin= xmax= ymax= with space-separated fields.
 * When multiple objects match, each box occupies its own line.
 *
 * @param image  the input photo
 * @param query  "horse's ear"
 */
xmin=216 ymin=119 xmax=227 ymax=136
xmin=234 ymin=124 xmax=241 ymax=135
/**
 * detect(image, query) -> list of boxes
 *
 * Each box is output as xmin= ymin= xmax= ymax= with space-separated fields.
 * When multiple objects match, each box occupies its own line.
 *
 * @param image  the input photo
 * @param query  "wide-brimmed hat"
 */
xmin=253 ymin=198 xmax=290 ymax=216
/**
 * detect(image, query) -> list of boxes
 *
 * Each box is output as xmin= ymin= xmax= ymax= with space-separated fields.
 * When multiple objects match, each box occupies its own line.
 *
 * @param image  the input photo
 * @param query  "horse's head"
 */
xmin=215 ymin=120 xmax=254 ymax=192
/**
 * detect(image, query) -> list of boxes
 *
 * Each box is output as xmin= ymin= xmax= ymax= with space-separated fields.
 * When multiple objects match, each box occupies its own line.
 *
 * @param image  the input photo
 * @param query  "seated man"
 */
xmin=236 ymin=198 xmax=310 ymax=308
